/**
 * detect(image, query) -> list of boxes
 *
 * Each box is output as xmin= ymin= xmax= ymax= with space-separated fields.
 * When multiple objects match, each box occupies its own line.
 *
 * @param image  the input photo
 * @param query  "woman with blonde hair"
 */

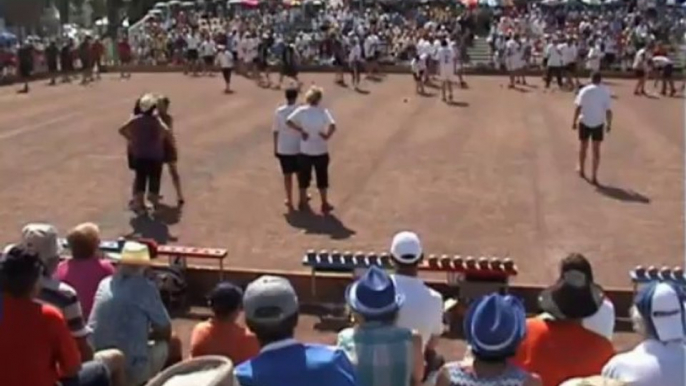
xmin=119 ymin=93 xmax=173 ymax=213
xmin=157 ymin=95 xmax=185 ymax=207
xmin=286 ymin=86 xmax=336 ymax=213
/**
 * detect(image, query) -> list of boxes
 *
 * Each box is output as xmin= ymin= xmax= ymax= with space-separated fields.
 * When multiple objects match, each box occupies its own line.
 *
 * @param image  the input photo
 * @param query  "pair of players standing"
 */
xmin=411 ymin=38 xmax=463 ymax=102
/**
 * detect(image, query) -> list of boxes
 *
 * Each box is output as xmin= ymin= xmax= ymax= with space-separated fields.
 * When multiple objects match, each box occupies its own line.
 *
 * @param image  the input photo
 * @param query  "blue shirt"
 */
xmin=88 ymin=274 xmax=170 ymax=384
xmin=235 ymin=339 xmax=359 ymax=386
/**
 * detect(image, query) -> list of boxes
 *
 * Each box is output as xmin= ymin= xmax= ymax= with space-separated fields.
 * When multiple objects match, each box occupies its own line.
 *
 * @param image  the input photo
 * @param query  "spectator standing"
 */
xmin=349 ymin=36 xmax=363 ymax=90
xmin=17 ymin=40 xmax=33 ymax=94
xmin=200 ymin=35 xmax=217 ymax=76
xmin=279 ymin=41 xmax=301 ymax=90
xmin=79 ymin=36 xmax=94 ymax=85
xmin=388 ymin=231 xmax=445 ymax=381
xmin=89 ymin=241 xmax=181 ymax=386
xmin=117 ymin=36 xmax=132 ymax=79
xmin=286 ymin=86 xmax=336 ymax=213
xmin=436 ymin=38 xmax=455 ymax=102
xmin=185 ymin=30 xmax=201 ymax=76
xmin=513 ymin=267 xmax=614 ymax=386
xmin=61 ymin=39 xmax=75 ymax=83
xmin=632 ymin=43 xmax=652 ymax=96
xmin=601 ymin=282 xmax=686 ymax=386
xmin=234 ymin=275 xmax=358 ymax=386
xmin=572 ymin=72 xmax=612 ymax=185
xmin=563 ymin=37 xmax=579 ymax=89
xmin=190 ymin=282 xmax=260 ymax=364
xmin=585 ymin=41 xmax=603 ymax=73
xmin=55 ymin=222 xmax=116 ymax=318
xmin=436 ymin=294 xmax=542 ymax=386
xmin=0 ymin=245 xmax=81 ymax=386
xmin=273 ymin=87 xmax=301 ymax=210
xmin=337 ymin=266 xmax=423 ymax=386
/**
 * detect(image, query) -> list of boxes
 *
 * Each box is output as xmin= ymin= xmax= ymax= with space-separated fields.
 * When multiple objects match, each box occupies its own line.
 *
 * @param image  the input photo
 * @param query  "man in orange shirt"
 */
xmin=190 ymin=281 xmax=260 ymax=364
xmin=0 ymin=245 xmax=81 ymax=386
xmin=513 ymin=268 xmax=615 ymax=386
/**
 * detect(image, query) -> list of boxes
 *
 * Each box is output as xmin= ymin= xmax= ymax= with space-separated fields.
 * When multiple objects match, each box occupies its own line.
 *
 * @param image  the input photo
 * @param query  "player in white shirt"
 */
xmin=273 ymin=88 xmax=301 ymax=210
xmin=650 ymin=55 xmax=676 ymax=96
xmin=410 ymin=53 xmax=427 ymax=95
xmin=436 ymin=39 xmax=455 ymax=102
xmin=348 ymin=37 xmax=363 ymax=90
xmin=185 ymin=31 xmax=201 ymax=76
xmin=572 ymin=72 xmax=612 ymax=184
xmin=632 ymin=44 xmax=652 ymax=96
xmin=505 ymin=34 xmax=522 ymax=88
xmin=544 ymin=36 xmax=564 ymax=89
xmin=585 ymin=41 xmax=603 ymax=73
xmin=363 ymin=33 xmax=379 ymax=78
xmin=286 ymin=86 xmax=336 ymax=213
xmin=562 ymin=37 xmax=579 ymax=89
xmin=215 ymin=45 xmax=234 ymax=93
xmin=200 ymin=35 xmax=217 ymax=76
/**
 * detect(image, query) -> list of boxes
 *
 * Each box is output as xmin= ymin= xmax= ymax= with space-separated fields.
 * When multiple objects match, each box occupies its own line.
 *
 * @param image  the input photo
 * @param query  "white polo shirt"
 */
xmin=217 ymin=50 xmax=234 ymax=69
xmin=186 ymin=34 xmax=199 ymax=50
xmin=563 ymin=43 xmax=578 ymax=65
xmin=602 ymin=340 xmax=686 ymax=386
xmin=273 ymin=104 xmax=300 ymax=156
xmin=391 ymin=274 xmax=444 ymax=351
xmin=287 ymin=105 xmax=335 ymax=156
xmin=575 ymin=83 xmax=611 ymax=128
xmin=545 ymin=43 xmax=563 ymax=67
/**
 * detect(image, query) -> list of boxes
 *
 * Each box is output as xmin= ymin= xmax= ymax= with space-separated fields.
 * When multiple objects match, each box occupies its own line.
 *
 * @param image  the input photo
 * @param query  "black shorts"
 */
xmin=662 ymin=64 xmax=674 ymax=79
xmin=635 ymin=68 xmax=646 ymax=78
xmin=222 ymin=68 xmax=232 ymax=83
xmin=187 ymin=49 xmax=199 ymax=61
xmin=566 ymin=62 xmax=577 ymax=73
xmin=579 ymin=123 xmax=604 ymax=142
xmin=277 ymin=154 xmax=299 ymax=175
xmin=298 ymin=154 xmax=329 ymax=189
xmin=203 ymin=55 xmax=214 ymax=66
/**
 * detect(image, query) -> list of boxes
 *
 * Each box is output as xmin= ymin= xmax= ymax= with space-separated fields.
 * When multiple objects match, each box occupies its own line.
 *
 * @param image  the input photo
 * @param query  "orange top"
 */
xmin=0 ymin=295 xmax=81 ymax=386
xmin=190 ymin=319 xmax=260 ymax=365
xmin=512 ymin=318 xmax=615 ymax=386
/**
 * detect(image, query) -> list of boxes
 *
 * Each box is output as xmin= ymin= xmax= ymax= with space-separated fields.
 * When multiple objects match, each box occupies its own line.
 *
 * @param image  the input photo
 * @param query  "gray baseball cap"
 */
xmin=243 ymin=275 xmax=299 ymax=325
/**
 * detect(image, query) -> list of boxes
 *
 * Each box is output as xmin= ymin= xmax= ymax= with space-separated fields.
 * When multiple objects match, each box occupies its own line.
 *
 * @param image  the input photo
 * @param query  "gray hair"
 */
xmin=629 ymin=305 xmax=649 ymax=337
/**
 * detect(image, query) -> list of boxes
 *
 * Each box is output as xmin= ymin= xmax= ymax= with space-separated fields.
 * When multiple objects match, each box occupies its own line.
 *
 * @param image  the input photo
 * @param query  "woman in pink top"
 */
xmin=55 ymin=223 xmax=115 ymax=318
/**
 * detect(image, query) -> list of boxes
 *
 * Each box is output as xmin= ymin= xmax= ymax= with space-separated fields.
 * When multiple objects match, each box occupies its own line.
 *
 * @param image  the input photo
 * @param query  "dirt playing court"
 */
xmin=0 ymin=73 xmax=681 ymax=288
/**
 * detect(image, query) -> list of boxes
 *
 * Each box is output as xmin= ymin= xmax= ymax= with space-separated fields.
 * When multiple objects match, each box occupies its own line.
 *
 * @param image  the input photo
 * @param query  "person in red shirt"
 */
xmin=117 ymin=35 xmax=132 ymax=79
xmin=0 ymin=245 xmax=81 ymax=386
xmin=190 ymin=281 xmax=260 ymax=364
xmin=91 ymin=37 xmax=105 ymax=81
xmin=512 ymin=266 xmax=615 ymax=386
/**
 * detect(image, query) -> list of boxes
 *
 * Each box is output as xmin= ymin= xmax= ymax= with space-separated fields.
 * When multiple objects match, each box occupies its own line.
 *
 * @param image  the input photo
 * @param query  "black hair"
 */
xmin=246 ymin=312 xmax=298 ymax=347
xmin=590 ymin=72 xmax=602 ymax=85
xmin=285 ymin=88 xmax=299 ymax=103
xmin=133 ymin=99 xmax=142 ymax=115
xmin=472 ymin=351 xmax=512 ymax=363
xmin=0 ymin=246 xmax=43 ymax=298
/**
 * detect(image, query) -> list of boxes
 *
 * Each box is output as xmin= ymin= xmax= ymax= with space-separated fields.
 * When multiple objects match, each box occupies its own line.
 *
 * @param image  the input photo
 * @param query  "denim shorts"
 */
xmin=59 ymin=360 xmax=110 ymax=386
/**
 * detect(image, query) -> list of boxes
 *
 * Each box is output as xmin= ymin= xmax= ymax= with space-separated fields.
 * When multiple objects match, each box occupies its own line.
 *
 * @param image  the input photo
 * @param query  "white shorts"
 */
xmin=439 ymin=66 xmax=454 ymax=82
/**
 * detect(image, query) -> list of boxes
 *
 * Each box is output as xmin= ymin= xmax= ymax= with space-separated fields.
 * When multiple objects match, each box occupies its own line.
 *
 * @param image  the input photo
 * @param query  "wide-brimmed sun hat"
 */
xmin=108 ymin=241 xmax=152 ymax=266
xmin=464 ymin=293 xmax=526 ymax=359
xmin=538 ymin=269 xmax=604 ymax=320
xmin=345 ymin=266 xmax=404 ymax=317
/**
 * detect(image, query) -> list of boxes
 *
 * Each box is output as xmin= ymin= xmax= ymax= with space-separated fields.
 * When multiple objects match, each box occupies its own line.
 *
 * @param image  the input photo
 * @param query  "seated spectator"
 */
xmin=0 ymin=245 xmax=81 ymax=386
xmin=89 ymin=241 xmax=182 ymax=386
xmin=388 ymin=231 xmax=445 ymax=380
xmin=436 ymin=294 xmax=541 ymax=386
xmin=337 ymin=266 xmax=423 ymax=386
xmin=513 ymin=268 xmax=614 ymax=386
xmin=601 ymin=281 xmax=686 ymax=386
xmin=539 ymin=254 xmax=615 ymax=340
xmin=56 ymin=222 xmax=115 ymax=317
xmin=190 ymin=281 xmax=260 ymax=363
xmin=17 ymin=224 xmax=127 ymax=386
xmin=234 ymin=275 xmax=358 ymax=386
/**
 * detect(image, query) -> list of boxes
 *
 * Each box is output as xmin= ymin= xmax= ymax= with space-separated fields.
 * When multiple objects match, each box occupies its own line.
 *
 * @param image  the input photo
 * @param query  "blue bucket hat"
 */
xmin=345 ymin=266 xmax=404 ymax=317
xmin=464 ymin=294 xmax=526 ymax=359
xmin=634 ymin=281 xmax=686 ymax=342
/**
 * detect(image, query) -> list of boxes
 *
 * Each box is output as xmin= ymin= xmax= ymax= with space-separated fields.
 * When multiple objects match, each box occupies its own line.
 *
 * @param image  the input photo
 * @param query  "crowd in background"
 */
xmin=0 ymin=223 xmax=684 ymax=386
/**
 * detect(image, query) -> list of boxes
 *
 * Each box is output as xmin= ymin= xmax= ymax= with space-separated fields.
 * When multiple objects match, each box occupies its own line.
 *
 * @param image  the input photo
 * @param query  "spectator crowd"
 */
xmin=0 ymin=222 xmax=684 ymax=386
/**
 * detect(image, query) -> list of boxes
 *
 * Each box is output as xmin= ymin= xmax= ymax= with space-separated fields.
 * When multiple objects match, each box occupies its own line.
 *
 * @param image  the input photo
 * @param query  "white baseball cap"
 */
xmin=390 ymin=231 xmax=423 ymax=264
xmin=635 ymin=281 xmax=686 ymax=342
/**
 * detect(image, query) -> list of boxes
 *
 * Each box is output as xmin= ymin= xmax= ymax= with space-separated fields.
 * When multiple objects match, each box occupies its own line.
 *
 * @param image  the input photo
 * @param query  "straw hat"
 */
xmin=110 ymin=241 xmax=152 ymax=265
xmin=138 ymin=93 xmax=159 ymax=113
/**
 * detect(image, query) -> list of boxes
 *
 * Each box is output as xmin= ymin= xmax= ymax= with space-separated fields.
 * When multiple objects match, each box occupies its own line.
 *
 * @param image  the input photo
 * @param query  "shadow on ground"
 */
xmin=284 ymin=209 xmax=356 ymax=240
xmin=596 ymin=184 xmax=650 ymax=204
xmin=127 ymin=203 xmax=183 ymax=244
